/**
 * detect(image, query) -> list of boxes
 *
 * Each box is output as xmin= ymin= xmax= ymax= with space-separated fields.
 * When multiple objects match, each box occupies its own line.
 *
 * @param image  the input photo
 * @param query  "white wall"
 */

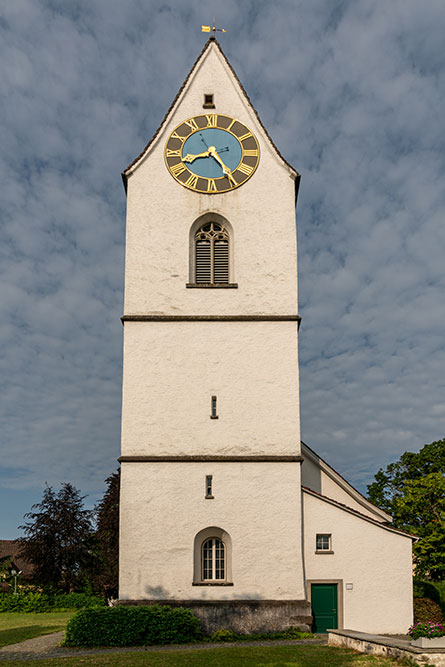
xmin=119 ymin=462 xmax=305 ymax=600
xmin=301 ymin=454 xmax=387 ymax=522
xmin=303 ymin=491 xmax=413 ymax=633
xmin=121 ymin=320 xmax=301 ymax=457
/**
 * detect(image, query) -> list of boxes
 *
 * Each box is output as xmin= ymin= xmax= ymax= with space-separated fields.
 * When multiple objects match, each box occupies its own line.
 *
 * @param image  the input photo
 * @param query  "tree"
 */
xmin=91 ymin=469 xmax=120 ymax=598
xmin=18 ymin=483 xmax=94 ymax=591
xmin=367 ymin=439 xmax=445 ymax=580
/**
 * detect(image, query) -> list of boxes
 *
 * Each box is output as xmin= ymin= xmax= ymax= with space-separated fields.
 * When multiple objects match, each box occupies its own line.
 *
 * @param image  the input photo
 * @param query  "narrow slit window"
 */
xmin=211 ymin=395 xmax=218 ymax=419
xmin=205 ymin=475 xmax=213 ymax=498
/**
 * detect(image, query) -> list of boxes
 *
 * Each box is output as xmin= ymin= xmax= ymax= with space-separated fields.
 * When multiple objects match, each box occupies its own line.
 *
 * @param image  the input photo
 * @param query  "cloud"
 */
xmin=0 ymin=0 xmax=444 ymax=536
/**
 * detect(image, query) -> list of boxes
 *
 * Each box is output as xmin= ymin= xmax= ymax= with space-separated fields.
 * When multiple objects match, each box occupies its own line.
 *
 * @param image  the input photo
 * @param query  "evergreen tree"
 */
xmin=91 ymin=469 xmax=120 ymax=597
xmin=18 ymin=483 xmax=93 ymax=591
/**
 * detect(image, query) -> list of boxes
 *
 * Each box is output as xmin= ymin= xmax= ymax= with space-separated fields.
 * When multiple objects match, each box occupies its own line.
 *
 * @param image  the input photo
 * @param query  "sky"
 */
xmin=1 ymin=0 xmax=444 ymax=538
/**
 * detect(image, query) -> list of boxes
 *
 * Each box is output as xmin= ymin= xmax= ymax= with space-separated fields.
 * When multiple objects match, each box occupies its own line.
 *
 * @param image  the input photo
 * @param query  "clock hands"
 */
xmin=182 ymin=145 xmax=236 ymax=185
xmin=208 ymin=147 xmax=237 ymax=186
xmin=199 ymin=132 xmax=228 ymax=154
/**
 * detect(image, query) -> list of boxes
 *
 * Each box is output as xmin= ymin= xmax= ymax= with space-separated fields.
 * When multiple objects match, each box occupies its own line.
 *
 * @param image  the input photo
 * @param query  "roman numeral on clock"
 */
xmin=206 ymin=114 xmax=218 ymax=127
xmin=185 ymin=118 xmax=199 ymax=131
xmin=185 ymin=173 xmax=199 ymax=188
xmin=237 ymin=162 xmax=254 ymax=176
xmin=170 ymin=162 xmax=187 ymax=176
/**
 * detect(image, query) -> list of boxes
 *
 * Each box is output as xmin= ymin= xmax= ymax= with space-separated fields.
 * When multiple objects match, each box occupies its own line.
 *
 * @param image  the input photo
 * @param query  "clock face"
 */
xmin=164 ymin=114 xmax=260 ymax=193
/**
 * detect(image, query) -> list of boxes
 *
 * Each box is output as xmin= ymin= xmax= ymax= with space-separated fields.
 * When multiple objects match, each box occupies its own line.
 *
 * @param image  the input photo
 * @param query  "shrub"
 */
xmin=63 ymin=605 xmax=202 ymax=647
xmin=0 ymin=591 xmax=105 ymax=613
xmin=413 ymin=597 xmax=443 ymax=624
xmin=408 ymin=620 xmax=444 ymax=640
xmin=413 ymin=578 xmax=441 ymax=606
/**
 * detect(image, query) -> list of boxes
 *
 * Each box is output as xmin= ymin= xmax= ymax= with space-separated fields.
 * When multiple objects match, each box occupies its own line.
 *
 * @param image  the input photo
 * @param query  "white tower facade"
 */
xmin=118 ymin=38 xmax=311 ymax=632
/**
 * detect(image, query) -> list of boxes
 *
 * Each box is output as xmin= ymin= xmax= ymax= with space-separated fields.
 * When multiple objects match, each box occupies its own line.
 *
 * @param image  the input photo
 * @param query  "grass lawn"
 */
xmin=6 ymin=645 xmax=416 ymax=666
xmin=0 ymin=611 xmax=75 ymax=648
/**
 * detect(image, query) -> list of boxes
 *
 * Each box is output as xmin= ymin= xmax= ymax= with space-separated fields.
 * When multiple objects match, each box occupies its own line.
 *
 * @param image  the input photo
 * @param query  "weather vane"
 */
xmin=201 ymin=18 xmax=226 ymax=34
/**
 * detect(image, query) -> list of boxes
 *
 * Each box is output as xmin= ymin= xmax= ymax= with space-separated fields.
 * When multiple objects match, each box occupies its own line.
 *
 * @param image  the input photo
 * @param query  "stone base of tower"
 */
xmin=118 ymin=599 xmax=312 ymax=634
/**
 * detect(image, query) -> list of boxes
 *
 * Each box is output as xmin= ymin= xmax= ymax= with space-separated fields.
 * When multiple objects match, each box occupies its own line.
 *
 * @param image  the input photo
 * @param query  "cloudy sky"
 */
xmin=1 ymin=0 xmax=444 ymax=538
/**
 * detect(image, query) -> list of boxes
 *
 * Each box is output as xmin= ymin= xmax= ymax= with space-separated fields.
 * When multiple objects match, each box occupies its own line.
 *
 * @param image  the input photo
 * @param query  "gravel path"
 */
xmin=0 ymin=632 xmax=326 ymax=662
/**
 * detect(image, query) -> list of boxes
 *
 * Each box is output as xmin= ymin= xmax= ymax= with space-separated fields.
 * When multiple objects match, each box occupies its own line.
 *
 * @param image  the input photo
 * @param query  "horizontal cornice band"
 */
xmin=121 ymin=315 xmax=301 ymax=323
xmin=119 ymin=455 xmax=304 ymax=463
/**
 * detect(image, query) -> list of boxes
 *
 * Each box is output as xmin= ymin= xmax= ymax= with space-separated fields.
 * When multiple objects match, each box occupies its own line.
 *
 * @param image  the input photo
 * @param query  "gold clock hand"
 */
xmin=209 ymin=147 xmax=237 ymax=186
xmin=182 ymin=149 xmax=211 ymax=163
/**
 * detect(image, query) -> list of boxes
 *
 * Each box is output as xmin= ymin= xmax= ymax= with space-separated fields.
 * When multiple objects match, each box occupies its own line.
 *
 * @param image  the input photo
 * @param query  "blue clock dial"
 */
xmin=182 ymin=129 xmax=242 ymax=178
xmin=165 ymin=114 xmax=260 ymax=194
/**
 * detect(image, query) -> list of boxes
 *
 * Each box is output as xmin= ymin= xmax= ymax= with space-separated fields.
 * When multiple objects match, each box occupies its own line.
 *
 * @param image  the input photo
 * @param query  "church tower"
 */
xmin=118 ymin=38 xmax=311 ymax=632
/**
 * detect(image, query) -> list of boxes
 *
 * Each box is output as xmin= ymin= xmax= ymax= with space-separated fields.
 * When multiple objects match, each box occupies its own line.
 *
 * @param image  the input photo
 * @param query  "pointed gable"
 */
xmin=122 ymin=38 xmax=299 ymax=191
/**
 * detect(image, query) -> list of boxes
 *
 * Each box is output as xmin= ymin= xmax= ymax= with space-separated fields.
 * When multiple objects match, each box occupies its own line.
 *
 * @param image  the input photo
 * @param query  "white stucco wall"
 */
xmin=121 ymin=320 xmax=301 ymax=456
xmin=303 ymin=491 xmax=413 ymax=633
xmin=123 ymin=43 xmax=298 ymax=317
xmin=119 ymin=462 xmax=305 ymax=600
xmin=301 ymin=455 xmax=387 ymax=522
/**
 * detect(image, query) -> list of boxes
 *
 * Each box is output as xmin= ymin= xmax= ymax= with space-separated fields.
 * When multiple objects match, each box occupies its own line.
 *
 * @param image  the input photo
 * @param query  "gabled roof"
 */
xmin=301 ymin=441 xmax=393 ymax=523
xmin=0 ymin=540 xmax=34 ymax=578
xmin=302 ymin=486 xmax=418 ymax=541
xmin=122 ymin=37 xmax=300 ymax=195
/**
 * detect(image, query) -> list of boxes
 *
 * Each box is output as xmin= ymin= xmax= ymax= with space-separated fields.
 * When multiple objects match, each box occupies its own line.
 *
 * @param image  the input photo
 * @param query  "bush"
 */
xmin=408 ymin=621 xmax=444 ymax=640
xmin=63 ymin=605 xmax=202 ymax=647
xmin=0 ymin=591 xmax=105 ymax=612
xmin=413 ymin=578 xmax=441 ymax=606
xmin=413 ymin=597 xmax=443 ymax=624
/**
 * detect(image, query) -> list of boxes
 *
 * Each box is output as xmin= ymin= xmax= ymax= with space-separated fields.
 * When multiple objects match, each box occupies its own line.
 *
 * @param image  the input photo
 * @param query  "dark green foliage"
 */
xmin=413 ymin=597 xmax=443 ymax=624
xmin=209 ymin=627 xmax=312 ymax=642
xmin=18 ymin=483 xmax=94 ymax=592
xmin=413 ymin=578 xmax=441 ymax=605
xmin=414 ymin=579 xmax=445 ymax=614
xmin=90 ymin=470 xmax=120 ymax=598
xmin=0 ymin=591 xmax=105 ymax=612
xmin=63 ymin=605 xmax=202 ymax=647
xmin=367 ymin=439 xmax=445 ymax=580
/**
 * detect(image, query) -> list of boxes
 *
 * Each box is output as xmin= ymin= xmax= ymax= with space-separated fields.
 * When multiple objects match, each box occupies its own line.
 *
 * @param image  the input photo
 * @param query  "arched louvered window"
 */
xmin=195 ymin=222 xmax=229 ymax=284
xmin=202 ymin=537 xmax=225 ymax=581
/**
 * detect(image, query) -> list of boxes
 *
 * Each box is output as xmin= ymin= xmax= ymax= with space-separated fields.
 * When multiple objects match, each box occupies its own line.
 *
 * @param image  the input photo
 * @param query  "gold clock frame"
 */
xmin=164 ymin=114 xmax=260 ymax=194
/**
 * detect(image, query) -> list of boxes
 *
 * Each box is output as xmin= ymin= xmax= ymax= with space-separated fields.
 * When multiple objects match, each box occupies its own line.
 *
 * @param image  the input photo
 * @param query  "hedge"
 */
xmin=0 ymin=591 xmax=106 ymax=612
xmin=63 ymin=605 xmax=202 ymax=646
xmin=414 ymin=579 xmax=445 ymax=614
xmin=413 ymin=597 xmax=443 ymax=624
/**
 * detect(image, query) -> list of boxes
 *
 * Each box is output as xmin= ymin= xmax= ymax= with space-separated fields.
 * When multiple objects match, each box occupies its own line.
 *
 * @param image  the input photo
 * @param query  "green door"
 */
xmin=311 ymin=583 xmax=338 ymax=632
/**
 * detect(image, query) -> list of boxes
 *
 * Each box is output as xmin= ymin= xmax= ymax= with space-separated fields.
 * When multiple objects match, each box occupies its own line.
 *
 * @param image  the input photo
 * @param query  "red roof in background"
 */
xmin=0 ymin=540 xmax=34 ymax=579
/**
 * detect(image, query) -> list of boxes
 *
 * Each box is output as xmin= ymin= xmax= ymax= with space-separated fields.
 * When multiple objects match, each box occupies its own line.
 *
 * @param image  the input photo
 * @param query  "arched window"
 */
xmin=195 ymin=222 xmax=229 ymax=284
xmin=193 ymin=526 xmax=232 ymax=585
xmin=202 ymin=537 xmax=225 ymax=581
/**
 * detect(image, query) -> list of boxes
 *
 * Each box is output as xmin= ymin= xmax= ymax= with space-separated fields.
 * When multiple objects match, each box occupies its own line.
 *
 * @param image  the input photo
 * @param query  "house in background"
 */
xmin=117 ymin=37 xmax=415 ymax=634
xmin=0 ymin=540 xmax=34 ymax=592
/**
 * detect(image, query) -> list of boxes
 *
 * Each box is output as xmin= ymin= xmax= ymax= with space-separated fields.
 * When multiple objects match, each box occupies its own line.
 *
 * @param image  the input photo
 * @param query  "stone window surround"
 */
xmin=193 ymin=526 xmax=233 ymax=586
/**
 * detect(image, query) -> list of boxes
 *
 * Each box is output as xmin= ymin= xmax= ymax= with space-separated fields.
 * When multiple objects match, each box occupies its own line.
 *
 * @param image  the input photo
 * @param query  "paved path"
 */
xmin=0 ymin=632 xmax=327 ymax=662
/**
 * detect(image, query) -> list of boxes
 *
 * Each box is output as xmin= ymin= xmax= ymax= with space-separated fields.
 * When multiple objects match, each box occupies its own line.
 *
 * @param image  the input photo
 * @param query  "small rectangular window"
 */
xmin=203 ymin=93 xmax=215 ymax=108
xmin=205 ymin=475 xmax=213 ymax=498
xmin=211 ymin=395 xmax=218 ymax=419
xmin=316 ymin=534 xmax=332 ymax=552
